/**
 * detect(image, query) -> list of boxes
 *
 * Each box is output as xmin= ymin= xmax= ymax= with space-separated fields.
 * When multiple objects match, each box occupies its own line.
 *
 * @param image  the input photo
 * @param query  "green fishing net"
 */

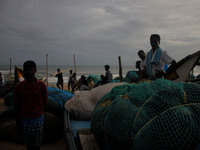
xmin=87 ymin=75 xmax=101 ymax=85
xmin=91 ymin=79 xmax=200 ymax=150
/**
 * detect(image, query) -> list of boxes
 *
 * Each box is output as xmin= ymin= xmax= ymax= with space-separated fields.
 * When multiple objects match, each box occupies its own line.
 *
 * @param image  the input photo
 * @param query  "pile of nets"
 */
xmin=91 ymin=79 xmax=200 ymax=150
xmin=87 ymin=75 xmax=101 ymax=85
xmin=2 ymin=87 xmax=73 ymax=121
xmin=124 ymin=70 xmax=138 ymax=83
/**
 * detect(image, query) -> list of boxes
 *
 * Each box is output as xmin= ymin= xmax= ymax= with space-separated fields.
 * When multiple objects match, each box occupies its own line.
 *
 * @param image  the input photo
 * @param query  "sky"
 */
xmin=1 ymin=0 xmax=200 ymax=66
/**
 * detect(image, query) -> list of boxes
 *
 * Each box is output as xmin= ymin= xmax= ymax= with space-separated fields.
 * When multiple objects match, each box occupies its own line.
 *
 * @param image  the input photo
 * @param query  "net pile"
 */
xmin=124 ymin=71 xmax=138 ymax=83
xmin=91 ymin=79 xmax=200 ymax=150
xmin=87 ymin=75 xmax=101 ymax=85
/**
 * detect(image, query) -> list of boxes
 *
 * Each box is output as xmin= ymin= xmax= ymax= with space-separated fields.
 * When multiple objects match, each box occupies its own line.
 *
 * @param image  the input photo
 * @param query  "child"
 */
xmin=14 ymin=60 xmax=48 ymax=150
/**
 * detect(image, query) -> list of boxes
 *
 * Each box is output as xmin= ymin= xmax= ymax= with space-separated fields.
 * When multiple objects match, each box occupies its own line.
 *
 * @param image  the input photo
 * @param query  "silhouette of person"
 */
xmin=104 ymin=65 xmax=113 ymax=83
xmin=55 ymin=68 xmax=64 ymax=90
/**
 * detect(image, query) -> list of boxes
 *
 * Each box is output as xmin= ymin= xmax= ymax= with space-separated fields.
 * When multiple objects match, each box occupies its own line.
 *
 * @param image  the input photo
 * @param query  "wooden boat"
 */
xmin=164 ymin=50 xmax=200 ymax=82
xmin=64 ymin=110 xmax=99 ymax=150
xmin=64 ymin=50 xmax=200 ymax=150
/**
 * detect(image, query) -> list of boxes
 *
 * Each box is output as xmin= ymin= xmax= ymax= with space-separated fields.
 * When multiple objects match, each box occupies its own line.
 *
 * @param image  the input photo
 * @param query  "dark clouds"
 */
xmin=1 ymin=0 xmax=200 ymax=66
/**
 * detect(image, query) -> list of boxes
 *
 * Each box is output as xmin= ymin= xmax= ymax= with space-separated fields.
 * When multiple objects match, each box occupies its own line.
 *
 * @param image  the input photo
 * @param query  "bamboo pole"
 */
xmin=118 ymin=56 xmax=123 ymax=82
xmin=10 ymin=58 xmax=12 ymax=76
xmin=73 ymin=54 xmax=76 ymax=73
xmin=46 ymin=54 xmax=48 ymax=86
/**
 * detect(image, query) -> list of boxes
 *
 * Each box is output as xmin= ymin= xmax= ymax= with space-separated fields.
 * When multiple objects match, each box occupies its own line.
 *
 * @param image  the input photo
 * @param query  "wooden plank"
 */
xmin=77 ymin=129 xmax=100 ymax=150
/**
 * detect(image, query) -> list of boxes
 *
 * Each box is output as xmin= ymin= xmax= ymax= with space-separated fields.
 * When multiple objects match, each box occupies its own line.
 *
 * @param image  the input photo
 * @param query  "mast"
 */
xmin=10 ymin=57 xmax=12 ymax=76
xmin=46 ymin=54 xmax=48 ymax=86
xmin=118 ymin=56 xmax=123 ymax=82
xmin=73 ymin=54 xmax=76 ymax=73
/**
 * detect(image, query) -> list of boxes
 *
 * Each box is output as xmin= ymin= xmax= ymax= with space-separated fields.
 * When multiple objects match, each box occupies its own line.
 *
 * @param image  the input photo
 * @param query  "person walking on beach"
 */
xmin=55 ymin=68 xmax=64 ymax=90
xmin=14 ymin=60 xmax=48 ymax=150
xmin=68 ymin=70 xmax=73 ymax=91
xmin=71 ymin=72 xmax=78 ymax=93
xmin=145 ymin=34 xmax=176 ymax=80
xmin=104 ymin=65 xmax=113 ymax=83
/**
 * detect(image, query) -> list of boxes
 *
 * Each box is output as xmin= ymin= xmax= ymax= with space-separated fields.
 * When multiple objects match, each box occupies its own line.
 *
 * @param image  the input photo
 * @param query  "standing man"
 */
xmin=145 ymin=34 xmax=176 ymax=80
xmin=14 ymin=60 xmax=48 ymax=150
xmin=55 ymin=68 xmax=64 ymax=90
xmin=137 ymin=50 xmax=147 ymax=80
xmin=104 ymin=65 xmax=113 ymax=83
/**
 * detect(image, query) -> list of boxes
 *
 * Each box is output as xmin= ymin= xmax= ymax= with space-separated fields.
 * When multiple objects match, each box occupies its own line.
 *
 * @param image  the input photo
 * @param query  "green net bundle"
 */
xmin=133 ymin=104 xmax=200 ymax=150
xmin=91 ymin=79 xmax=200 ymax=150
xmin=87 ymin=75 xmax=101 ymax=85
xmin=124 ymin=71 xmax=138 ymax=83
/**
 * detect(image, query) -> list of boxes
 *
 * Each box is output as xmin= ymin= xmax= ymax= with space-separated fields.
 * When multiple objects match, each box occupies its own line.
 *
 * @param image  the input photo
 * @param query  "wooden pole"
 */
xmin=10 ymin=58 xmax=12 ymax=76
xmin=46 ymin=54 xmax=48 ymax=86
xmin=73 ymin=54 xmax=76 ymax=73
xmin=118 ymin=56 xmax=123 ymax=82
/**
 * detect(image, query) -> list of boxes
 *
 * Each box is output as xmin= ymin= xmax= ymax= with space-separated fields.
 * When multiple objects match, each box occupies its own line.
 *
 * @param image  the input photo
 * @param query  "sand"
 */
xmin=0 ymin=83 xmax=70 ymax=150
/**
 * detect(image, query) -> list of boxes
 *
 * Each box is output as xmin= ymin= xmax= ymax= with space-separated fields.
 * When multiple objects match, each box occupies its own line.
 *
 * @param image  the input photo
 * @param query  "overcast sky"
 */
xmin=1 ymin=0 xmax=200 ymax=66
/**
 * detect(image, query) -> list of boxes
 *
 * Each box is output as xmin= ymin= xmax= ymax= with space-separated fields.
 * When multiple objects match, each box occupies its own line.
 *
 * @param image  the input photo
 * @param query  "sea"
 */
xmin=0 ymin=65 xmax=135 ymax=83
xmin=1 ymin=64 xmax=200 ymax=83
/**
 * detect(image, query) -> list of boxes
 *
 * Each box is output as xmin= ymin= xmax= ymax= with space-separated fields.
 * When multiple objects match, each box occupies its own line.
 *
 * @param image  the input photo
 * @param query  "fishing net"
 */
xmin=1 ymin=87 xmax=73 ymax=122
xmin=133 ymin=104 xmax=200 ymax=150
xmin=91 ymin=79 xmax=200 ymax=150
xmin=47 ymin=87 xmax=73 ymax=111
xmin=4 ymin=91 xmax=14 ymax=106
xmin=87 ymin=75 xmax=101 ymax=85
xmin=3 ymin=87 xmax=73 ymax=111
xmin=124 ymin=71 xmax=138 ymax=83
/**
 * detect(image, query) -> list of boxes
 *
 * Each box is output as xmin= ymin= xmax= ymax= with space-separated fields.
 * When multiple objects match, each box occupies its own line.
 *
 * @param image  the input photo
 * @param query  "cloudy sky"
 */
xmin=1 ymin=0 xmax=200 ymax=66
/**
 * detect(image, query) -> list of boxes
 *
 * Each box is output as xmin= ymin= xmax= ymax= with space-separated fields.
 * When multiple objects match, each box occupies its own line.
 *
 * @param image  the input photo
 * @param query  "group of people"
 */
xmin=54 ymin=33 xmax=175 ymax=92
xmin=52 ymin=69 xmax=77 ymax=92
xmin=136 ymin=34 xmax=177 ymax=81
xmin=11 ymin=33 xmax=175 ymax=150
xmin=53 ymin=64 xmax=113 ymax=92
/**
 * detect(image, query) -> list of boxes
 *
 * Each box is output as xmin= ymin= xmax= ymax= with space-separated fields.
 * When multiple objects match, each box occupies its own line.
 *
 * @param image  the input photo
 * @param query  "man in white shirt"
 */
xmin=144 ymin=34 xmax=176 ymax=80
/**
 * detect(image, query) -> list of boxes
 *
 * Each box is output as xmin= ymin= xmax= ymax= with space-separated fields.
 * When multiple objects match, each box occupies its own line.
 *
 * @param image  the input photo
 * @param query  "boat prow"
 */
xmin=165 ymin=50 xmax=200 ymax=82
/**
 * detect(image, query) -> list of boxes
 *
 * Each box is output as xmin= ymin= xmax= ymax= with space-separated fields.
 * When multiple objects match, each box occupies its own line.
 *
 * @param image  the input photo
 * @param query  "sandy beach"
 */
xmin=0 ymin=83 xmax=70 ymax=150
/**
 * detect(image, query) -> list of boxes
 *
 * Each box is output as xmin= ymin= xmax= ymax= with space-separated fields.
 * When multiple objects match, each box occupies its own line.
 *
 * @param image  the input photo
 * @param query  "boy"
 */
xmin=14 ymin=60 xmax=48 ymax=150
